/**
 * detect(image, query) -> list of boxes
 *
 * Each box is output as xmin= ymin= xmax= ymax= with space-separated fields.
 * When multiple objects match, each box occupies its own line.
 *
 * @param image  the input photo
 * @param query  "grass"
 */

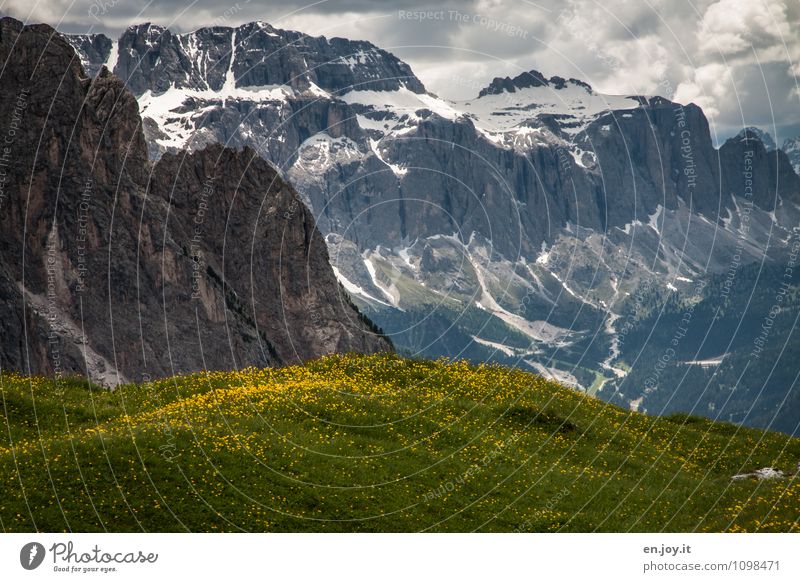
xmin=1 ymin=353 xmax=799 ymax=532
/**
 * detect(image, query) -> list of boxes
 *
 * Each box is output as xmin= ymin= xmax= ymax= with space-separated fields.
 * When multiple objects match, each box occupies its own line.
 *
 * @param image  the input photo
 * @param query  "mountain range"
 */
xmin=3 ymin=17 xmax=799 ymax=433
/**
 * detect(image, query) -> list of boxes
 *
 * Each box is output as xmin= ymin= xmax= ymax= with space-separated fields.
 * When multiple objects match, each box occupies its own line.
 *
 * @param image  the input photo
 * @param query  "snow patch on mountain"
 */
xmin=342 ymin=87 xmax=461 ymax=136
xmin=222 ymin=29 xmax=237 ymax=106
xmin=332 ymin=266 xmax=390 ymax=307
xmin=363 ymin=252 xmax=404 ymax=309
xmin=294 ymin=133 xmax=363 ymax=176
xmin=470 ymin=336 xmax=518 ymax=357
xmin=137 ymin=83 xmax=294 ymax=149
xmin=462 ymin=82 xmax=640 ymax=137
xmin=369 ymin=138 xmax=407 ymax=177
xmin=648 ymin=204 xmax=663 ymax=234
xmin=105 ymin=39 xmax=119 ymax=74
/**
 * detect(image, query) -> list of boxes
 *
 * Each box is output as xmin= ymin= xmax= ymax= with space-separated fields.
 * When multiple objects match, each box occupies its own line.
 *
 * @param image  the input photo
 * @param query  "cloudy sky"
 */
xmin=4 ymin=0 xmax=799 ymax=144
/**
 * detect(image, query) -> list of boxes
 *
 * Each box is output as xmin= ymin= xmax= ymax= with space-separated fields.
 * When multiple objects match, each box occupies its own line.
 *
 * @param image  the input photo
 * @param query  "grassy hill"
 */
xmin=1 ymin=353 xmax=798 ymax=532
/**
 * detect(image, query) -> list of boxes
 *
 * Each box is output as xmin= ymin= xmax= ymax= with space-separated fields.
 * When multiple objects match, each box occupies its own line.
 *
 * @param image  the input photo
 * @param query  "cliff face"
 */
xmin=0 ymin=17 xmax=389 ymax=385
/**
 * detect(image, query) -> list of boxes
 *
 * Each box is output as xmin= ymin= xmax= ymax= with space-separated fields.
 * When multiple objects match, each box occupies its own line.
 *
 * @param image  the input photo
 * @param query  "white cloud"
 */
xmin=674 ymin=63 xmax=733 ymax=119
xmin=698 ymin=0 xmax=790 ymax=58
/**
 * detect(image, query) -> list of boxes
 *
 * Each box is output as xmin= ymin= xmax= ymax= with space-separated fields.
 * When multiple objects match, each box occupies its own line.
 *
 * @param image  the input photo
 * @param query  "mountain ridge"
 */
xmin=68 ymin=20 xmax=426 ymax=96
xmin=0 ymin=16 xmax=390 ymax=385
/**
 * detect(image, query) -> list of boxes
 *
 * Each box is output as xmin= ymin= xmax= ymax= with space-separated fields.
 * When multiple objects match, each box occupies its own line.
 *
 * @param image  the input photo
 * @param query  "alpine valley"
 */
xmin=63 ymin=20 xmax=800 ymax=435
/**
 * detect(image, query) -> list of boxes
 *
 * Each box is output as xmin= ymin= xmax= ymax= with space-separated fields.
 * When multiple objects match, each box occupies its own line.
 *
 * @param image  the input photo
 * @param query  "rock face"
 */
xmin=720 ymin=129 xmax=800 ymax=211
xmin=0 ymin=17 xmax=390 ymax=385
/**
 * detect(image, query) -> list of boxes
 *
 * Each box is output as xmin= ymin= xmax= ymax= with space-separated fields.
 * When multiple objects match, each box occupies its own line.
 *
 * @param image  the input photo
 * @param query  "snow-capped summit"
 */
xmin=463 ymin=70 xmax=640 ymax=138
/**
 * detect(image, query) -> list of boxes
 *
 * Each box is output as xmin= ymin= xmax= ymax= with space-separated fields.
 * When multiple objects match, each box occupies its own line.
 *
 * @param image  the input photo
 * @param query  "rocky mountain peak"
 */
xmin=735 ymin=126 xmax=777 ymax=151
xmin=477 ymin=69 xmax=592 ymax=97
xmin=720 ymin=127 xmax=800 ymax=210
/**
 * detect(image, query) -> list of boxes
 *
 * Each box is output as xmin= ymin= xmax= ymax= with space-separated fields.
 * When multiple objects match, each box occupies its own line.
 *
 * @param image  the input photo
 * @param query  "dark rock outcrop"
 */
xmin=65 ymin=33 xmax=112 ymax=77
xmin=719 ymin=129 xmax=800 ymax=211
xmin=0 ymin=17 xmax=390 ymax=385
xmin=477 ymin=70 xmax=592 ymax=96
